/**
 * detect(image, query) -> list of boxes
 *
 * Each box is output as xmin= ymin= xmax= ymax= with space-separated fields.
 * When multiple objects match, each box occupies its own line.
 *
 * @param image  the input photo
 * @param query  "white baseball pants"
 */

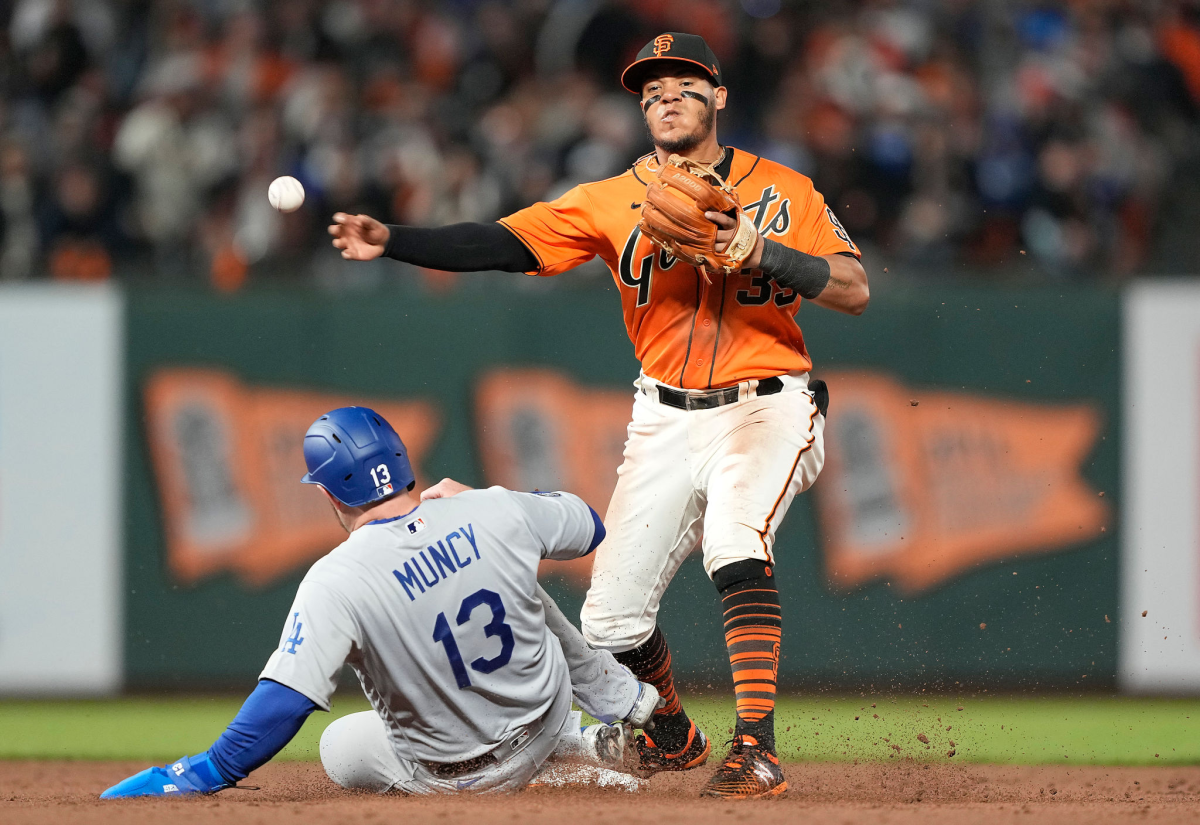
xmin=319 ymin=585 xmax=639 ymax=794
xmin=581 ymin=372 xmax=826 ymax=653
xmin=319 ymin=681 xmax=574 ymax=795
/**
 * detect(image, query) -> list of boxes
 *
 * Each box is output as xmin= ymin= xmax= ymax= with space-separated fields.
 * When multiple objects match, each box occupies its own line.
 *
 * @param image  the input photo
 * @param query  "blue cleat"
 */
xmin=100 ymin=753 xmax=231 ymax=799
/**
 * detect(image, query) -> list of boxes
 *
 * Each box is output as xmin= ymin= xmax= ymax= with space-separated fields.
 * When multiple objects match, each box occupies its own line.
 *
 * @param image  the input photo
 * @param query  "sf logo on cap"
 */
xmin=653 ymin=34 xmax=674 ymax=56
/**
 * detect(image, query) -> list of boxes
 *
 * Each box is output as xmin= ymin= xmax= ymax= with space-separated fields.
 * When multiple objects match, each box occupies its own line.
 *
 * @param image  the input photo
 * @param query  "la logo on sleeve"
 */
xmin=283 ymin=612 xmax=305 ymax=654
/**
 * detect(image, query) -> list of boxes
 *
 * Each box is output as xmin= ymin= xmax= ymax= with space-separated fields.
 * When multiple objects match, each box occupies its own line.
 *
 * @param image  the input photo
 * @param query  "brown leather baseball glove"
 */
xmin=639 ymin=154 xmax=759 ymax=281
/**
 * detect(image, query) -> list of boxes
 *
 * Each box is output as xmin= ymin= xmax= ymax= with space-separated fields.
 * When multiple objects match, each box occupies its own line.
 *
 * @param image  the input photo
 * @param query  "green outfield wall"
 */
xmin=122 ymin=281 xmax=1120 ymax=690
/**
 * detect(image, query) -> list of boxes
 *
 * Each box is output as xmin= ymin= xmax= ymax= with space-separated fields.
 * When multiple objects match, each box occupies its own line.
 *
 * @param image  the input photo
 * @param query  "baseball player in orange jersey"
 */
xmin=329 ymin=32 xmax=868 ymax=798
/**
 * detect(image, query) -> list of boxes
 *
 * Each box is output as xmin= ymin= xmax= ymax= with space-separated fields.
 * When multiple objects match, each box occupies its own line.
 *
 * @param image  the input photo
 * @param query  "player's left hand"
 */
xmin=420 ymin=477 xmax=475 ymax=501
xmin=100 ymin=753 xmax=231 ymax=799
xmin=705 ymin=210 xmax=764 ymax=270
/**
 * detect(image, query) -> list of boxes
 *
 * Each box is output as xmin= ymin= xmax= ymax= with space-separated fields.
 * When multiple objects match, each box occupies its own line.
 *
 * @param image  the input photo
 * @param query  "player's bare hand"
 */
xmin=705 ymin=210 xmax=764 ymax=269
xmin=420 ymin=478 xmax=475 ymax=501
xmin=328 ymin=213 xmax=388 ymax=261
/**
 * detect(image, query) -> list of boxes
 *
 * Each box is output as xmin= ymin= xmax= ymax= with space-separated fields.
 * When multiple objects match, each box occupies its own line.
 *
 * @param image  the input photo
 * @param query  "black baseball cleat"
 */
xmin=700 ymin=734 xmax=787 ymax=798
xmin=634 ymin=720 xmax=711 ymax=775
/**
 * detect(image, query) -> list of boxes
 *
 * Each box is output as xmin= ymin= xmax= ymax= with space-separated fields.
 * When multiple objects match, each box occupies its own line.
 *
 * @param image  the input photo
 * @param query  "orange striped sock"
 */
xmin=613 ymin=626 xmax=692 ymax=751
xmin=714 ymin=559 xmax=780 ymax=752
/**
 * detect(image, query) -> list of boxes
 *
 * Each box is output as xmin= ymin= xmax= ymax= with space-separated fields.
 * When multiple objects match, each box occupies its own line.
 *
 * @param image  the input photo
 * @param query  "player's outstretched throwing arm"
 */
xmin=328 ymin=203 xmax=867 ymax=316
xmin=328 ymin=213 xmax=539 ymax=273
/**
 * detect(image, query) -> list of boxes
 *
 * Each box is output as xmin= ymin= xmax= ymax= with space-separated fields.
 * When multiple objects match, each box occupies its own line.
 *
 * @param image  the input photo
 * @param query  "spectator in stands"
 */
xmin=2 ymin=0 xmax=1199 ymax=284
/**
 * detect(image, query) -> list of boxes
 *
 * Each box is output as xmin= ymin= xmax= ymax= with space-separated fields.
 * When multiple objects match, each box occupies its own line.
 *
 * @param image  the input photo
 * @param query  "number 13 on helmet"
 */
xmin=300 ymin=406 xmax=415 ymax=507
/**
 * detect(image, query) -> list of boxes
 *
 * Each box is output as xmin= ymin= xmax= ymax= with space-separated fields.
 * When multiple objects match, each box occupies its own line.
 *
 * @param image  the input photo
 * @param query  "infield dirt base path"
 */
xmin=3 ymin=761 xmax=1200 ymax=824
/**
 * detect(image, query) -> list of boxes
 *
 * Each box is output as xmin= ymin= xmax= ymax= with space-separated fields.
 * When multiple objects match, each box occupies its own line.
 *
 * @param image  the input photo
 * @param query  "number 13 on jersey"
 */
xmin=432 ymin=588 xmax=515 ymax=689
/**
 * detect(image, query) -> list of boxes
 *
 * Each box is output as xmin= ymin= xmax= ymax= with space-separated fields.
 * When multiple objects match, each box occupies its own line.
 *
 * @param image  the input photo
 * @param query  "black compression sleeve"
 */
xmin=382 ymin=222 xmax=539 ymax=273
xmin=757 ymin=238 xmax=831 ymax=299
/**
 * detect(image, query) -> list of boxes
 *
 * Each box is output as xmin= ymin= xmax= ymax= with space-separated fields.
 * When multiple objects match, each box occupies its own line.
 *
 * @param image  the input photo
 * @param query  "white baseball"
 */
xmin=268 ymin=176 xmax=305 ymax=212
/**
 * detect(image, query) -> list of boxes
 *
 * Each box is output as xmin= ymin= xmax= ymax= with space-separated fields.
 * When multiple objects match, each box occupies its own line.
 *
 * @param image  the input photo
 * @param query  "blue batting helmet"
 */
xmin=301 ymin=406 xmax=415 ymax=507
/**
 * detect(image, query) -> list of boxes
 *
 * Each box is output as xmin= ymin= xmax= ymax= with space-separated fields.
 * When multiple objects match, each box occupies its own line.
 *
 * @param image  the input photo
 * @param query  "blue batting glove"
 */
xmin=100 ymin=752 xmax=232 ymax=799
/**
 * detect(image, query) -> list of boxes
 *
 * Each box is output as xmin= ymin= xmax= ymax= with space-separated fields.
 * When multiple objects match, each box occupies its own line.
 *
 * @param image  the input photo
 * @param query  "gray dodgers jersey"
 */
xmin=260 ymin=487 xmax=599 ymax=763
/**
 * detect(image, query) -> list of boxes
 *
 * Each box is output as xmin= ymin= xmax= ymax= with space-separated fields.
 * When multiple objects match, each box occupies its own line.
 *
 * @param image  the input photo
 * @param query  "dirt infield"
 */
xmin=3 ymin=761 xmax=1200 ymax=824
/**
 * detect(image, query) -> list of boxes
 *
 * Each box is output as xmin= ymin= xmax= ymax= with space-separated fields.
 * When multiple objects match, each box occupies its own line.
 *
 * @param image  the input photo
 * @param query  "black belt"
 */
xmin=657 ymin=376 xmax=783 ymax=411
xmin=427 ymin=751 xmax=498 ymax=779
xmin=424 ymin=716 xmax=542 ymax=779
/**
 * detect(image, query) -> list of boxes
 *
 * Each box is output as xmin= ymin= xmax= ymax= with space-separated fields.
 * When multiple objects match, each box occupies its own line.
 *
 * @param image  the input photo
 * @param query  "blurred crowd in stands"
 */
xmin=2 ymin=0 xmax=1200 ymax=288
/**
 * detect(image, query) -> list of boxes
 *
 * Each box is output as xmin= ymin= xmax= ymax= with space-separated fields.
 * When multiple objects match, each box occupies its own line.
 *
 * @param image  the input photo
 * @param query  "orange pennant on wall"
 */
xmin=814 ymin=372 xmax=1110 ymax=593
xmin=144 ymin=369 xmax=440 ymax=587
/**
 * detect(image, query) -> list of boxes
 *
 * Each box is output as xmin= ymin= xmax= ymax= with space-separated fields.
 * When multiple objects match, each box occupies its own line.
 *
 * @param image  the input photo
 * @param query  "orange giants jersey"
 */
xmin=499 ymin=147 xmax=859 ymax=390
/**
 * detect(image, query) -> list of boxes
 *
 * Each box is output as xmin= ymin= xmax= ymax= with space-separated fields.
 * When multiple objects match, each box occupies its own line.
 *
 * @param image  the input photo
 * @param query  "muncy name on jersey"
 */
xmin=392 ymin=524 xmax=481 ymax=602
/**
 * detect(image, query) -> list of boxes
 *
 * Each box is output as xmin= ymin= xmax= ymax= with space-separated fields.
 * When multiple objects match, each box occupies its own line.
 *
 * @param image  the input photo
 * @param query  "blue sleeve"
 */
xmin=206 ymin=679 xmax=319 ymax=783
xmin=587 ymin=505 xmax=606 ymax=552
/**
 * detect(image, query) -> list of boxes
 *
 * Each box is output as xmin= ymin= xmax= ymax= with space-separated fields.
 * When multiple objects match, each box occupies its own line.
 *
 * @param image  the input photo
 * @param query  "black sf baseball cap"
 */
xmin=620 ymin=32 xmax=724 ymax=94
